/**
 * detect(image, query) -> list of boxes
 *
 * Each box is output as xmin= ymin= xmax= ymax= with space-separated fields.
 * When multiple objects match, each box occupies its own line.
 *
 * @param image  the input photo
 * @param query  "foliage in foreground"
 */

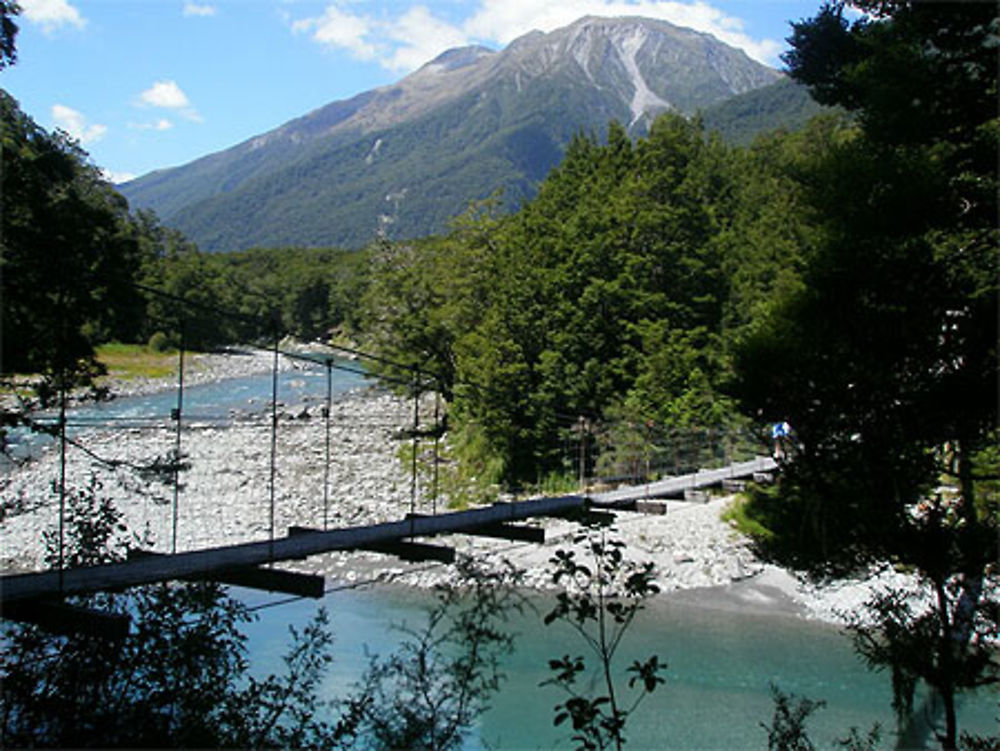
xmin=761 ymin=684 xmax=828 ymax=751
xmin=337 ymin=559 xmax=525 ymax=750
xmin=542 ymin=523 xmax=666 ymax=750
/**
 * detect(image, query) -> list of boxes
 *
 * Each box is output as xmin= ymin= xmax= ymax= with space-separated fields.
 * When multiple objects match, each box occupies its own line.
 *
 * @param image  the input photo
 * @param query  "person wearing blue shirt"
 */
xmin=772 ymin=421 xmax=791 ymax=460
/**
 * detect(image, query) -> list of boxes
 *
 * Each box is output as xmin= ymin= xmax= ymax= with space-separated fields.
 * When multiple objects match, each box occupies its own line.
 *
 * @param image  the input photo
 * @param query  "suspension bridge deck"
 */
xmin=589 ymin=456 xmax=777 ymax=506
xmin=0 ymin=457 xmax=777 ymax=611
xmin=0 ymin=494 xmax=586 ymax=606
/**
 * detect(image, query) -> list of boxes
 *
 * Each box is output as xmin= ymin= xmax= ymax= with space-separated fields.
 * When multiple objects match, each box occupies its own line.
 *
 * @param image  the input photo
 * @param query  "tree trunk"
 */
xmin=940 ymin=685 xmax=958 ymax=751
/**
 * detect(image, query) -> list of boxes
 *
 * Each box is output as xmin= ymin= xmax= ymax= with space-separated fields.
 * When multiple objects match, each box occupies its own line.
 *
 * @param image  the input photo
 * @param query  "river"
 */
xmin=3 ymin=357 xmax=369 ymax=460
xmin=239 ymin=583 xmax=996 ymax=750
xmin=6 ymin=364 xmax=998 ymax=747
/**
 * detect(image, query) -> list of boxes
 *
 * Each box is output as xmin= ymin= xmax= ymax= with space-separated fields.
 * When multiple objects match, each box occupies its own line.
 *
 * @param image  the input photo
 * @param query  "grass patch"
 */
xmin=96 ymin=342 xmax=177 ymax=380
xmin=536 ymin=470 xmax=577 ymax=496
xmin=0 ymin=382 xmax=37 ymax=401
xmin=721 ymin=494 xmax=775 ymax=543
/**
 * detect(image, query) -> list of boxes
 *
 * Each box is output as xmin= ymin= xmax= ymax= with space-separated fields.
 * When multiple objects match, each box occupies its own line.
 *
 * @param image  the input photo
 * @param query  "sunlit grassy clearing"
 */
xmin=96 ymin=343 xmax=177 ymax=380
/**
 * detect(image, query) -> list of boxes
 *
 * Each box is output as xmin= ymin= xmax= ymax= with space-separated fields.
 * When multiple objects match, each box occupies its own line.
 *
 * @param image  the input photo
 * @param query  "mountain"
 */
xmin=700 ymin=77 xmax=835 ymax=145
xmin=120 ymin=16 xmax=782 ymax=252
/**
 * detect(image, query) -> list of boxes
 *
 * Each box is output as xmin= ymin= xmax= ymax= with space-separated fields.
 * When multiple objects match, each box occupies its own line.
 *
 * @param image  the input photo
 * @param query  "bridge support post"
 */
xmin=268 ymin=325 xmax=279 ymax=563
xmin=58 ymin=380 xmax=67 ymax=594
xmin=410 ymin=374 xmax=420 ymax=533
xmin=171 ymin=322 xmax=185 ymax=555
xmin=323 ymin=359 xmax=332 ymax=530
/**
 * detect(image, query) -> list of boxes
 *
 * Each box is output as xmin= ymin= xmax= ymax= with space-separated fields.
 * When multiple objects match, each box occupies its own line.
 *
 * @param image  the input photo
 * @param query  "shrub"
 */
xmin=147 ymin=331 xmax=175 ymax=353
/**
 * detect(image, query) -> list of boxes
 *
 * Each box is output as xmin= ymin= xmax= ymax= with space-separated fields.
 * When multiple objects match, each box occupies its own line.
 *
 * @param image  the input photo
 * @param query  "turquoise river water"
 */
xmin=240 ymin=584 xmax=997 ymax=750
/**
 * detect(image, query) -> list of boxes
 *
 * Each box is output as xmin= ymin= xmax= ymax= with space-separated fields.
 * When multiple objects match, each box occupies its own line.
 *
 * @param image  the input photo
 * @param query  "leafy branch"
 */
xmin=542 ymin=523 xmax=666 ymax=750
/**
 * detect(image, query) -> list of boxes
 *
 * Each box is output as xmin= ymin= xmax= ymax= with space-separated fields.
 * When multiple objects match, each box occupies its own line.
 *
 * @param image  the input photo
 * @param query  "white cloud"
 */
xmin=292 ymin=5 xmax=377 ymax=61
xmin=183 ymin=2 xmax=217 ymax=17
xmin=20 ymin=0 xmax=85 ymax=33
xmin=291 ymin=0 xmax=783 ymax=72
xmin=139 ymin=80 xmax=191 ymax=109
xmin=130 ymin=118 xmax=174 ymax=131
xmin=51 ymin=104 xmax=106 ymax=144
xmin=102 ymin=168 xmax=138 ymax=185
xmin=383 ymin=6 xmax=471 ymax=72
xmin=291 ymin=3 xmax=471 ymax=72
xmin=137 ymin=80 xmax=202 ymax=121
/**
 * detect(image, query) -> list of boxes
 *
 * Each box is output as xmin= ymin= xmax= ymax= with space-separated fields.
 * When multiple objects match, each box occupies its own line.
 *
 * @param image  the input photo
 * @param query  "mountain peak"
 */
xmin=420 ymin=45 xmax=495 ymax=73
xmin=501 ymin=14 xmax=778 ymax=126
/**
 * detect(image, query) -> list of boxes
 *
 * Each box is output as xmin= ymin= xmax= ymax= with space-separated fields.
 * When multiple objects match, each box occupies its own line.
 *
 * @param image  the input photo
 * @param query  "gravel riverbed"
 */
xmin=0 ymin=348 xmax=916 ymax=625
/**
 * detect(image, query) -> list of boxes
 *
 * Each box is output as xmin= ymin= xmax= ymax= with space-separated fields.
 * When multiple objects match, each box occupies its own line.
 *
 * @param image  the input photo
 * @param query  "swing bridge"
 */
xmin=0 ymin=343 xmax=775 ymax=637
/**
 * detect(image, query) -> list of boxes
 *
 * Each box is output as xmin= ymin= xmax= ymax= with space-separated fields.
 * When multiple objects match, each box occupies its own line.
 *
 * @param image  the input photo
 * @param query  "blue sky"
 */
xmin=3 ymin=0 xmax=827 ymax=183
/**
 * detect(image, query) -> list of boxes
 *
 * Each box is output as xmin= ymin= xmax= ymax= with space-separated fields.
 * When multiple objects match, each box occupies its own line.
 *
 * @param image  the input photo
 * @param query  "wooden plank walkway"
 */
xmin=0 ymin=494 xmax=585 ymax=606
xmin=589 ymin=456 xmax=776 ymax=507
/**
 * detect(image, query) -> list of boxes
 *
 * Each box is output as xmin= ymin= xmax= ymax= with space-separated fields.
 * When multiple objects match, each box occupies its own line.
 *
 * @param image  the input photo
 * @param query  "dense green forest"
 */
xmin=360 ymin=113 xmax=832 ymax=489
xmin=133 ymin=223 xmax=368 ymax=349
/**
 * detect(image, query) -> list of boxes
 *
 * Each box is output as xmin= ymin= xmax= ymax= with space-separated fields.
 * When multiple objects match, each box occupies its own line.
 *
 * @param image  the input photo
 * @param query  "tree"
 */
xmin=1 ymin=92 xmax=145 ymax=401
xmin=760 ymin=685 xmax=826 ymax=751
xmin=784 ymin=1 xmax=997 ymax=155
xmin=844 ymin=568 xmax=999 ymax=749
xmin=0 ymin=0 xmax=17 ymax=69
xmin=362 ymin=196 xmax=504 ymax=400
xmin=445 ymin=118 xmax=745 ymax=488
xmin=730 ymin=3 xmax=999 ymax=748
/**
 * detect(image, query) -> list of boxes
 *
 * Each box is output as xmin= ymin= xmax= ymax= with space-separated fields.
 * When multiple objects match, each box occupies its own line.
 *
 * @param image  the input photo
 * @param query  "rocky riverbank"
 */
xmin=0 ymin=349 xmax=914 ymax=625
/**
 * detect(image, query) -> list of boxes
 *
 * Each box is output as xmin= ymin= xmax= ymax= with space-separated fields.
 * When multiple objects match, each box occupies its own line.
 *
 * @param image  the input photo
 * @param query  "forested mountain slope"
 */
xmin=700 ymin=77 xmax=833 ymax=144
